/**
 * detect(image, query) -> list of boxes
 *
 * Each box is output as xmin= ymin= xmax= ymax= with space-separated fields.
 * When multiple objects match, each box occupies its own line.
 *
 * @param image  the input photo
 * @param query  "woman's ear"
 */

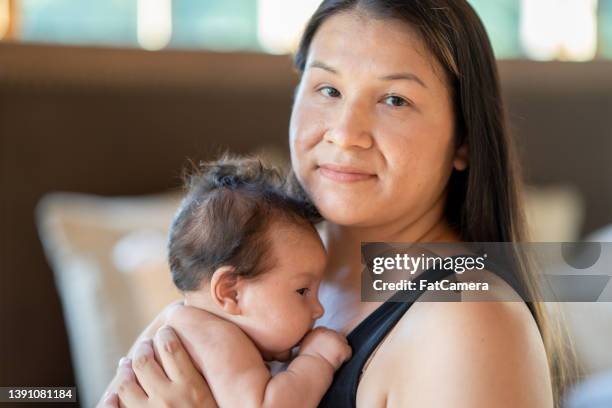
xmin=210 ymin=266 xmax=242 ymax=315
xmin=453 ymin=143 xmax=469 ymax=171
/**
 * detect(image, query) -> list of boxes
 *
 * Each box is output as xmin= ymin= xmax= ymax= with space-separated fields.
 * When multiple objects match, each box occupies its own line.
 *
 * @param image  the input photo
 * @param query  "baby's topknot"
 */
xmin=169 ymin=153 xmax=321 ymax=291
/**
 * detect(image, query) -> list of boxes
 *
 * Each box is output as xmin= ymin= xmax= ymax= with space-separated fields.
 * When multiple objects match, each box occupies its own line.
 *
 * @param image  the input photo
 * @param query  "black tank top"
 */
xmin=318 ymin=261 xmax=532 ymax=407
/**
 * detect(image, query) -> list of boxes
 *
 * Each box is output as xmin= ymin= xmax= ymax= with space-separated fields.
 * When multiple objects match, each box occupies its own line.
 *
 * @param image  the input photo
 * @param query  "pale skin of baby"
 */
xmin=101 ymin=9 xmax=554 ymax=408
xmin=114 ymin=222 xmax=352 ymax=408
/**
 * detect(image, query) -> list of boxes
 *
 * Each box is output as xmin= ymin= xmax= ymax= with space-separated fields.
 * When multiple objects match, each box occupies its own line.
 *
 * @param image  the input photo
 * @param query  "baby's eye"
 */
xmin=383 ymin=95 xmax=410 ymax=107
xmin=318 ymin=86 xmax=341 ymax=98
xmin=296 ymin=288 xmax=310 ymax=296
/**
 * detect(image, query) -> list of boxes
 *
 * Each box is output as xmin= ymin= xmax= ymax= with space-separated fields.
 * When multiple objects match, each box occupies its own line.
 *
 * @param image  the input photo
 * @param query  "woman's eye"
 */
xmin=319 ymin=86 xmax=341 ymax=98
xmin=296 ymin=288 xmax=309 ymax=296
xmin=383 ymin=95 xmax=410 ymax=107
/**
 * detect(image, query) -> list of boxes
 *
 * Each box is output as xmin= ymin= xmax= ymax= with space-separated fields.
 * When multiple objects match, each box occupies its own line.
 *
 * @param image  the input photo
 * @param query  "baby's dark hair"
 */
xmin=168 ymin=154 xmax=322 ymax=291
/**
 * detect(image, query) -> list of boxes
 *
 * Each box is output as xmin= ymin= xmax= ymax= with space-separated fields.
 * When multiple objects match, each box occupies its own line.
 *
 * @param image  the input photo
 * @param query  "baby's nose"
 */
xmin=312 ymin=299 xmax=324 ymax=320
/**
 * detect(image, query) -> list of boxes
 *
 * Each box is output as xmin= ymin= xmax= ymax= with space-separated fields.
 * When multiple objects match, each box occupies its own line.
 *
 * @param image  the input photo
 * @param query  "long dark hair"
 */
xmin=293 ymin=0 xmax=577 ymax=403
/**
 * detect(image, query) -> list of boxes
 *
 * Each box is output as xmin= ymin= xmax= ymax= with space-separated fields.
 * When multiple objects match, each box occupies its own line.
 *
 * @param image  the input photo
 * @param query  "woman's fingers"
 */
xmin=152 ymin=325 xmax=219 ymax=407
xmin=153 ymin=325 xmax=201 ymax=383
xmin=99 ymin=391 xmax=119 ymax=408
xmin=131 ymin=340 xmax=171 ymax=397
xmin=116 ymin=358 xmax=147 ymax=407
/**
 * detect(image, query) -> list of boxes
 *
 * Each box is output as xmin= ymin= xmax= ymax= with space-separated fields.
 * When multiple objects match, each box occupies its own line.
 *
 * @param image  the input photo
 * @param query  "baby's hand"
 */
xmin=298 ymin=327 xmax=352 ymax=370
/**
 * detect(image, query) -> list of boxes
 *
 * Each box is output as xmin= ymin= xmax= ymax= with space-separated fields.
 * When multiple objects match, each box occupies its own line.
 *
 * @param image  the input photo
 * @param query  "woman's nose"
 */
xmin=323 ymin=99 xmax=374 ymax=149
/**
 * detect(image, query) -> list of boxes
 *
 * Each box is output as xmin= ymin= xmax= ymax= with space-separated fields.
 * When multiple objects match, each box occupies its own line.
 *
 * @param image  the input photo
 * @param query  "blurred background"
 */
xmin=1 ymin=0 xmax=612 ymax=406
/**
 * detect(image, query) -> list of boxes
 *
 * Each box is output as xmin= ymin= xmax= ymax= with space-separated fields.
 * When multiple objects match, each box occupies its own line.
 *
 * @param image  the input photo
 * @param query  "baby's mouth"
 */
xmin=296 ymin=330 xmax=310 ymax=346
xmin=264 ymin=349 xmax=292 ymax=362
xmin=262 ymin=332 xmax=311 ymax=362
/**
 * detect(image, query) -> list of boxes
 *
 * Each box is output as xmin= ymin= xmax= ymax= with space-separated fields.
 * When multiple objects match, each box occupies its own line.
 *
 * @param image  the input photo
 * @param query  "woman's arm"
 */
xmin=379 ymin=301 xmax=553 ymax=408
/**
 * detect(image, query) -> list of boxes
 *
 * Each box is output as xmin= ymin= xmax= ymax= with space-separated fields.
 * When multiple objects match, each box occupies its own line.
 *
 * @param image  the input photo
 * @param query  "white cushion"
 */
xmin=36 ymin=192 xmax=182 ymax=407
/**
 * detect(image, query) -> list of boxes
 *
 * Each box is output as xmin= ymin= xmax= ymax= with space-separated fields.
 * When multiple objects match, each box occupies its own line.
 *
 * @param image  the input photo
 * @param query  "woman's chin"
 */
xmin=317 ymin=202 xmax=374 ymax=227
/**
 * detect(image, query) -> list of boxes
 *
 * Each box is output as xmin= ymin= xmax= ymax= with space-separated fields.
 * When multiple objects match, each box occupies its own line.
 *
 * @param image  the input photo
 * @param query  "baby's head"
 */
xmin=168 ymin=154 xmax=326 ymax=360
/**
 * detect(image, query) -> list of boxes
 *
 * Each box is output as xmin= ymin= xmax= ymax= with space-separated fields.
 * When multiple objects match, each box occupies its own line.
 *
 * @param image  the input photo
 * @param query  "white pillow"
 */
xmin=36 ymin=192 xmax=182 ymax=407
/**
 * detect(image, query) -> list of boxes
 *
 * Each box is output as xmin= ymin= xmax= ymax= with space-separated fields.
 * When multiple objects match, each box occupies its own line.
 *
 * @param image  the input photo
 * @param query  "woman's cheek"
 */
xmin=377 ymin=144 xmax=426 ymax=201
xmin=293 ymin=117 xmax=325 ymax=152
xmin=290 ymin=107 xmax=315 ymax=161
xmin=291 ymin=140 xmax=315 ymax=192
xmin=291 ymin=120 xmax=326 ymax=188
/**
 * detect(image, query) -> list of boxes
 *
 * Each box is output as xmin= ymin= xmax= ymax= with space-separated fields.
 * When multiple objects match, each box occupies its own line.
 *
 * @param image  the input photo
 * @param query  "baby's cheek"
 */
xmin=271 ymin=311 xmax=310 ymax=350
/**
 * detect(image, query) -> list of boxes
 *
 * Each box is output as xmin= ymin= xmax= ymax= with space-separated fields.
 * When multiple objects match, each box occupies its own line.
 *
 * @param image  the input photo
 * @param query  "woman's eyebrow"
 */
xmin=379 ymin=72 xmax=428 ymax=88
xmin=307 ymin=60 xmax=427 ymax=89
xmin=307 ymin=60 xmax=338 ymax=75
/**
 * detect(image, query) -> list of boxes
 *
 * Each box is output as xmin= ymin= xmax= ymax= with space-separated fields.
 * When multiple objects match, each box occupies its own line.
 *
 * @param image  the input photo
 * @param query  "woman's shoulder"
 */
xmin=361 ymin=282 xmax=553 ymax=407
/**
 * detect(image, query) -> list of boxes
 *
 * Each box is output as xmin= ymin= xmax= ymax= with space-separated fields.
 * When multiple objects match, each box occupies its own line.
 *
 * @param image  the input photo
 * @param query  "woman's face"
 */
xmin=290 ymin=11 xmax=465 ymax=228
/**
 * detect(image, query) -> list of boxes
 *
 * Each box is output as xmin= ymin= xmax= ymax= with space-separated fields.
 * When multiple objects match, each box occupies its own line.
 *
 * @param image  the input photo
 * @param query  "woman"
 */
xmin=101 ymin=0 xmax=575 ymax=406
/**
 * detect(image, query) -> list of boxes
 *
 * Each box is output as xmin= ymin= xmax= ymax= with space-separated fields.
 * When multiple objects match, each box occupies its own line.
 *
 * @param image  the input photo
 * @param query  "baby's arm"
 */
xmin=261 ymin=327 xmax=352 ymax=407
xmin=166 ymin=305 xmax=351 ymax=408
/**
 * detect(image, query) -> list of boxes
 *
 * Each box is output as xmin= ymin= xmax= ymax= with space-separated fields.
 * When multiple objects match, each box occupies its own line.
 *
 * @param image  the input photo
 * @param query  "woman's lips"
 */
xmin=318 ymin=163 xmax=376 ymax=183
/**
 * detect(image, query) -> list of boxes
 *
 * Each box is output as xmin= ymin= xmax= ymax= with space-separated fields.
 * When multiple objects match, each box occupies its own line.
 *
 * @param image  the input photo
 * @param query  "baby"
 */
xmin=162 ymin=155 xmax=351 ymax=407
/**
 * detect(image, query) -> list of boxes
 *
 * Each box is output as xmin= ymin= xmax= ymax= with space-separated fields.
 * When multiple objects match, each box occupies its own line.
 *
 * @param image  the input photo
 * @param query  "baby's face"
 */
xmin=236 ymin=222 xmax=326 ymax=361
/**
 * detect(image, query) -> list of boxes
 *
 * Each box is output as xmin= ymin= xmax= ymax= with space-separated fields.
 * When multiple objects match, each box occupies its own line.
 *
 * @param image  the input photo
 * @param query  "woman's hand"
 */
xmin=97 ymin=301 xmax=217 ymax=408
xmin=99 ymin=325 xmax=217 ymax=408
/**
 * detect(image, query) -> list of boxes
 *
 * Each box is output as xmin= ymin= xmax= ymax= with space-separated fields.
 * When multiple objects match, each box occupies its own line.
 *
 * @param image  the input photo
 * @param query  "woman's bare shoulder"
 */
xmin=370 ymin=297 xmax=553 ymax=407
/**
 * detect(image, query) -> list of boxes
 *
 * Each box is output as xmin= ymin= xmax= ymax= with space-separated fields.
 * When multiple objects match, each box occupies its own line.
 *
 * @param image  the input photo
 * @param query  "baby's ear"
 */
xmin=210 ymin=266 xmax=242 ymax=315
